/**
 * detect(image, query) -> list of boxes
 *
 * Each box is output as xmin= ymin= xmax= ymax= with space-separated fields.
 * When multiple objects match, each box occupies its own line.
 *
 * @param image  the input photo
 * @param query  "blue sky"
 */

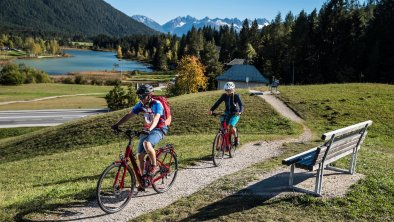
xmin=104 ymin=0 xmax=330 ymax=25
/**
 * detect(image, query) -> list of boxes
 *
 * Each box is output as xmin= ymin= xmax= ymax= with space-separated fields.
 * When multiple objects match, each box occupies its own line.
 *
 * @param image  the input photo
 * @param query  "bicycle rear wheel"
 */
xmin=96 ymin=162 xmax=136 ymax=213
xmin=151 ymin=149 xmax=178 ymax=193
xmin=212 ymin=133 xmax=225 ymax=167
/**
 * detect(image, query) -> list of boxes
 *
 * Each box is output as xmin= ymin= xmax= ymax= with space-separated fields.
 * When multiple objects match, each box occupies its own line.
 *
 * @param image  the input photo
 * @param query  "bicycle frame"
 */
xmin=112 ymin=130 xmax=175 ymax=190
xmin=218 ymin=115 xmax=232 ymax=151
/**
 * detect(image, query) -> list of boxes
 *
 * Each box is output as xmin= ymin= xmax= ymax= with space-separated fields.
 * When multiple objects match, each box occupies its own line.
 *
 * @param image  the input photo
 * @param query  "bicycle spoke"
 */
xmin=96 ymin=163 xmax=135 ymax=213
xmin=151 ymin=149 xmax=178 ymax=193
xmin=212 ymin=133 xmax=225 ymax=166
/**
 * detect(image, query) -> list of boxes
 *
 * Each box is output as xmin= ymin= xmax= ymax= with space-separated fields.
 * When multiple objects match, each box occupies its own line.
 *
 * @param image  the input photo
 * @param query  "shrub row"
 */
xmin=0 ymin=64 xmax=50 ymax=85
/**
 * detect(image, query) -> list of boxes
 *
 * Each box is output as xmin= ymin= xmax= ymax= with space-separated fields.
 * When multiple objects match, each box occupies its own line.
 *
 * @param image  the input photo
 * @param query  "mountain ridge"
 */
xmin=132 ymin=15 xmax=270 ymax=36
xmin=0 ymin=0 xmax=156 ymax=37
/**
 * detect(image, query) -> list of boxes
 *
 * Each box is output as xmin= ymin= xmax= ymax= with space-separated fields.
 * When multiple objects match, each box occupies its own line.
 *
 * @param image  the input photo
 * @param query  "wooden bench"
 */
xmin=282 ymin=120 xmax=373 ymax=196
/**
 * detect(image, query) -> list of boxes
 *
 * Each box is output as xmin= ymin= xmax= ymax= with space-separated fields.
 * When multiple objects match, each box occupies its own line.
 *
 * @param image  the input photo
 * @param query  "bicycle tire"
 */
xmin=151 ymin=149 xmax=178 ymax=193
xmin=96 ymin=162 xmax=136 ymax=213
xmin=229 ymin=133 xmax=237 ymax=158
xmin=212 ymin=133 xmax=225 ymax=167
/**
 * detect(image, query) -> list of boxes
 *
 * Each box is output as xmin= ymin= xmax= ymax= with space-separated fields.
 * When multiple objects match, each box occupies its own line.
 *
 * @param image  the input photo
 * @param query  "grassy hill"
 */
xmin=0 ymin=90 xmax=299 ymax=221
xmin=0 ymin=90 xmax=298 ymax=163
xmin=0 ymin=0 xmax=155 ymax=37
xmin=132 ymin=83 xmax=394 ymax=222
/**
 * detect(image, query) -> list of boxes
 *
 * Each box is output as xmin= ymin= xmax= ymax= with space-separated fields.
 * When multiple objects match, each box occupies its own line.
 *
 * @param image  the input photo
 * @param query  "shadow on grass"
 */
xmin=6 ymin=187 xmax=104 ymax=222
xmin=180 ymin=172 xmax=314 ymax=221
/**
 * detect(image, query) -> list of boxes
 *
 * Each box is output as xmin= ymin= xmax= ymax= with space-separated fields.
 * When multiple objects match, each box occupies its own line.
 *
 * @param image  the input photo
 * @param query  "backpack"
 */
xmin=152 ymin=96 xmax=172 ymax=126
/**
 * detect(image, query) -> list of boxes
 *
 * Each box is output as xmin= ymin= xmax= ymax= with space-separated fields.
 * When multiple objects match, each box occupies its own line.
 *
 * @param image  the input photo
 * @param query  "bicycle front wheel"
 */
xmin=96 ymin=162 xmax=136 ymax=213
xmin=212 ymin=133 xmax=225 ymax=167
xmin=152 ymin=149 xmax=178 ymax=193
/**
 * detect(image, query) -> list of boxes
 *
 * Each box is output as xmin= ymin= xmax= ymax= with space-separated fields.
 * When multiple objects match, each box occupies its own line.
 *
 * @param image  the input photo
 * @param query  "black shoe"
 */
xmin=234 ymin=137 xmax=240 ymax=146
xmin=137 ymin=186 xmax=146 ymax=192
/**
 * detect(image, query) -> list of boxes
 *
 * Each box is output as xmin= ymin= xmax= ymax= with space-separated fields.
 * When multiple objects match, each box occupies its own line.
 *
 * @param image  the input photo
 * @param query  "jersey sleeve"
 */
xmin=210 ymin=93 xmax=226 ymax=111
xmin=131 ymin=102 xmax=143 ymax=114
xmin=236 ymin=94 xmax=244 ymax=113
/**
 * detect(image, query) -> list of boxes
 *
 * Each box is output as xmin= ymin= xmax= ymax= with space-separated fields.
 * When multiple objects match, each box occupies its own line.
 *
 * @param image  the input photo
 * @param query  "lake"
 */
xmin=13 ymin=49 xmax=152 ymax=75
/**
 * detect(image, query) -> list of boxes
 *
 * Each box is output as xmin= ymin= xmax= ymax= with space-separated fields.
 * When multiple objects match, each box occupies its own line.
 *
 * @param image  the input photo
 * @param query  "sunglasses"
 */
xmin=137 ymin=94 xmax=148 ymax=100
xmin=225 ymin=89 xmax=233 ymax=92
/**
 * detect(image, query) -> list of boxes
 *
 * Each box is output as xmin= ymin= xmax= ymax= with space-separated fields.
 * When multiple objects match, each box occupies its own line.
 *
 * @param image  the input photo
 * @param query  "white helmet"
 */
xmin=224 ymin=82 xmax=235 ymax=91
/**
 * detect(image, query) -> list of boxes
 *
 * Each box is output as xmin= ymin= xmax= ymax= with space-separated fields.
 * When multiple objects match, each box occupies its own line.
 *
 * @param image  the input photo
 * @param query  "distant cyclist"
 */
xmin=112 ymin=84 xmax=168 ymax=177
xmin=208 ymin=82 xmax=244 ymax=146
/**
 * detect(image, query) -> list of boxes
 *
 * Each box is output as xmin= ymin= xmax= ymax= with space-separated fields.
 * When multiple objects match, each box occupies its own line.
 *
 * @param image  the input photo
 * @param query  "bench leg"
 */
xmin=350 ymin=148 xmax=359 ymax=175
xmin=315 ymin=164 xmax=324 ymax=195
xmin=289 ymin=164 xmax=295 ymax=187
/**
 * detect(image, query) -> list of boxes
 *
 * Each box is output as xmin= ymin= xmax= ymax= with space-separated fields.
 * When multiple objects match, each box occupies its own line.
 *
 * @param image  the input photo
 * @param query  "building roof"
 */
xmin=216 ymin=64 xmax=269 ymax=83
xmin=226 ymin=59 xmax=245 ymax=65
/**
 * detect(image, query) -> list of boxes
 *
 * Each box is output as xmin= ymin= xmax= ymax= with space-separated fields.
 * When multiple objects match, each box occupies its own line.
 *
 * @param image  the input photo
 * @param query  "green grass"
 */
xmin=0 ymin=83 xmax=112 ymax=102
xmin=0 ymin=127 xmax=44 ymax=140
xmin=0 ymin=95 xmax=107 ymax=110
xmin=131 ymin=83 xmax=394 ymax=222
xmin=0 ymin=50 xmax=26 ymax=58
xmin=0 ymin=90 xmax=298 ymax=221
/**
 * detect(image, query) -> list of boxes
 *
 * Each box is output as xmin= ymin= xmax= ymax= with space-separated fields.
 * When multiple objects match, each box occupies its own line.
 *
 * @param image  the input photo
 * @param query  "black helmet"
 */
xmin=136 ymin=84 xmax=154 ymax=95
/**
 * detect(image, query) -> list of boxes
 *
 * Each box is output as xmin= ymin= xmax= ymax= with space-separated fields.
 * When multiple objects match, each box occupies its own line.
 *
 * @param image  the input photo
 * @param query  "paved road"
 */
xmin=0 ymin=109 xmax=109 ymax=128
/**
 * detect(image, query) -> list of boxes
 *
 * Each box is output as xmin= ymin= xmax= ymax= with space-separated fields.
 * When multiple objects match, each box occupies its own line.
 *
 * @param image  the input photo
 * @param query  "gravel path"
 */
xmin=40 ymin=90 xmax=312 ymax=222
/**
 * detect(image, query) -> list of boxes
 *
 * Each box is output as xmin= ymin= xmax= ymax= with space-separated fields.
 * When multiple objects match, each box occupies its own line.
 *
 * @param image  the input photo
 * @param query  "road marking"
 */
xmin=0 ymin=115 xmax=87 ymax=119
xmin=0 ymin=123 xmax=61 ymax=128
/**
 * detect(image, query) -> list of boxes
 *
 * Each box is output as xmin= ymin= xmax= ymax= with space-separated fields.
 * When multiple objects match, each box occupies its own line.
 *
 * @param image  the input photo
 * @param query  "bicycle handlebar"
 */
xmin=211 ymin=112 xmax=228 ymax=117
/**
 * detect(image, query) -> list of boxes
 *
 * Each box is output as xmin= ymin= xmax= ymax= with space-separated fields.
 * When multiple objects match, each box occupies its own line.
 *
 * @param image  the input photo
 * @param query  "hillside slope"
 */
xmin=0 ymin=90 xmax=297 ymax=163
xmin=0 ymin=0 xmax=155 ymax=37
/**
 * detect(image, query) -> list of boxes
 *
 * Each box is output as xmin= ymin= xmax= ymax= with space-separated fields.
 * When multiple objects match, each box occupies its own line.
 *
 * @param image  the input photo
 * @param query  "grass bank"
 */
xmin=132 ymin=83 xmax=393 ymax=222
xmin=0 ymin=90 xmax=299 ymax=221
xmin=0 ymin=83 xmax=112 ymax=103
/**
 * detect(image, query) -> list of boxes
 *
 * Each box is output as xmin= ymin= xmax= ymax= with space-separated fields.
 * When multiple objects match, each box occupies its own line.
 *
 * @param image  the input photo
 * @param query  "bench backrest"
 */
xmin=313 ymin=120 xmax=372 ymax=167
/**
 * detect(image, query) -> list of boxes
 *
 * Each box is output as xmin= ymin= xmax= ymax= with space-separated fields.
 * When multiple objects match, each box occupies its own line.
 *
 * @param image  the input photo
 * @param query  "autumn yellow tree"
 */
xmin=117 ymin=45 xmax=123 ymax=59
xmin=173 ymin=55 xmax=207 ymax=95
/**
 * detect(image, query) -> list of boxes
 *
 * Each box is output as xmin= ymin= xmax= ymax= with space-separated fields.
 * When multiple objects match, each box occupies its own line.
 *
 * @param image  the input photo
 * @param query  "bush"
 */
xmin=105 ymin=84 xmax=138 ymax=110
xmin=0 ymin=64 xmax=24 ymax=85
xmin=91 ymin=78 xmax=103 ymax=85
xmin=0 ymin=64 xmax=50 ymax=85
xmin=62 ymin=77 xmax=74 ymax=84
xmin=74 ymin=75 xmax=86 ymax=84
xmin=105 ymin=79 xmax=121 ymax=86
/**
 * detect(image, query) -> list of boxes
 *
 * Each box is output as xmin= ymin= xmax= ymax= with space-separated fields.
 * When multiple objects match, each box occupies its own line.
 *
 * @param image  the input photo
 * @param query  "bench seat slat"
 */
xmin=295 ymin=158 xmax=315 ymax=171
xmin=315 ymin=139 xmax=359 ymax=163
xmin=315 ymin=133 xmax=367 ymax=164
xmin=282 ymin=147 xmax=320 ymax=165
xmin=312 ymin=149 xmax=355 ymax=171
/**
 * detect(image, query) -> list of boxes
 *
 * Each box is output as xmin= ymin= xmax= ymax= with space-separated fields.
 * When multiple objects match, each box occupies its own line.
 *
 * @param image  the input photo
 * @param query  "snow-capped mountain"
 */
xmin=131 ymin=15 xmax=165 ymax=33
xmin=132 ymin=15 xmax=269 ymax=36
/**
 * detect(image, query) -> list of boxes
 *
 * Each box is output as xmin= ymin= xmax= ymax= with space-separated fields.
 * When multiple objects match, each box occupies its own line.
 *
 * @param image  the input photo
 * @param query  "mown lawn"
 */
xmin=0 ymin=95 xmax=107 ymax=110
xmin=0 ymin=83 xmax=112 ymax=102
xmin=0 ymin=90 xmax=299 ymax=221
xmin=131 ymin=83 xmax=393 ymax=222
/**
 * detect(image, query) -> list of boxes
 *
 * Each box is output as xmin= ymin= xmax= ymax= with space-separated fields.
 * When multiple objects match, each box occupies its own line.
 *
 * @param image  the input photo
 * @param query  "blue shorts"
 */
xmin=137 ymin=127 xmax=168 ymax=154
xmin=221 ymin=115 xmax=240 ymax=127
